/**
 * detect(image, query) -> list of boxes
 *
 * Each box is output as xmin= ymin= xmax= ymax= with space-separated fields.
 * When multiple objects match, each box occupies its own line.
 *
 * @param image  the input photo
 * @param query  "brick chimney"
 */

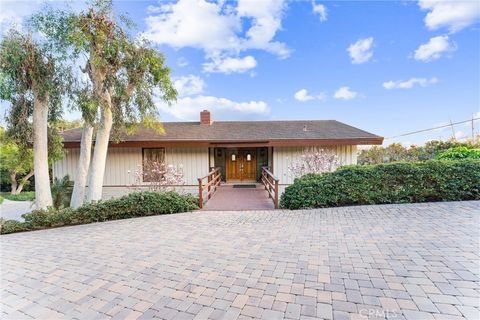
xmin=200 ymin=110 xmax=212 ymax=125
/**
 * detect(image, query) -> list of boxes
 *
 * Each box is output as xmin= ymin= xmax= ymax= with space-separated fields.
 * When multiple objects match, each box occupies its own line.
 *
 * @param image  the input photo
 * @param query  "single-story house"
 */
xmin=54 ymin=110 xmax=383 ymax=199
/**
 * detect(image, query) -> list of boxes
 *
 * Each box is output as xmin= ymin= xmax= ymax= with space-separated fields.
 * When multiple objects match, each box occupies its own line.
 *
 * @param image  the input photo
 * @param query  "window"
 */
xmin=142 ymin=148 xmax=166 ymax=182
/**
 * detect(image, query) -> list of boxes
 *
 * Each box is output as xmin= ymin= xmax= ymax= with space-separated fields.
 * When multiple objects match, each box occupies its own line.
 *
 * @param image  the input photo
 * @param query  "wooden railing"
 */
xmin=261 ymin=166 xmax=279 ymax=209
xmin=197 ymin=167 xmax=221 ymax=208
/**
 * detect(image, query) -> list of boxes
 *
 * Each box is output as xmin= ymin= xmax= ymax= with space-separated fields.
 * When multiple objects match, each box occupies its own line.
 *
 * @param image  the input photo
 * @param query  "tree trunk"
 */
xmin=10 ymin=171 xmax=18 ymax=195
xmin=70 ymin=124 xmax=94 ymax=208
xmin=86 ymin=106 xmax=113 ymax=202
xmin=32 ymin=92 xmax=53 ymax=209
xmin=15 ymin=170 xmax=34 ymax=195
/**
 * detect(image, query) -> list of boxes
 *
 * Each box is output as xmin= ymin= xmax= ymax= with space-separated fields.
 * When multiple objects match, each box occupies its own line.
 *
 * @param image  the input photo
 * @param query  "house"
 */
xmin=54 ymin=110 xmax=383 ymax=199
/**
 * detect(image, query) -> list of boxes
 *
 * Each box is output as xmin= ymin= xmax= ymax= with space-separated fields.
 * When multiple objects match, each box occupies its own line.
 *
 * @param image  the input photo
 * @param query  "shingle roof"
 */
xmin=62 ymin=120 xmax=383 ymax=146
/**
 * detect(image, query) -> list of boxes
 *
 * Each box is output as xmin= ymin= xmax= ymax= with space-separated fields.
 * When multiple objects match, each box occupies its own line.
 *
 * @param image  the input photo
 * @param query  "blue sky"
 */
xmin=1 ymin=0 xmax=479 ymax=145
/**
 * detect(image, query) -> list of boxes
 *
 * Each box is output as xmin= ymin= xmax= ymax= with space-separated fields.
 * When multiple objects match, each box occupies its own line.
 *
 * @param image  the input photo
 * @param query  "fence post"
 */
xmin=207 ymin=173 xmax=212 ymax=200
xmin=274 ymin=179 xmax=279 ymax=209
xmin=198 ymin=178 xmax=203 ymax=208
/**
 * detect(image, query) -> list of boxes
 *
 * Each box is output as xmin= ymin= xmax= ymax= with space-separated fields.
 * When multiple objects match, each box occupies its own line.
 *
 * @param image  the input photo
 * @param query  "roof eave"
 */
xmin=63 ymin=137 xmax=384 ymax=148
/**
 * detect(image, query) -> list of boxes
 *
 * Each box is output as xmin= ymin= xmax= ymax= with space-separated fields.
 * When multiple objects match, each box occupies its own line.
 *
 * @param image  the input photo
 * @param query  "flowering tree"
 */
xmin=288 ymin=148 xmax=341 ymax=178
xmin=130 ymin=160 xmax=185 ymax=192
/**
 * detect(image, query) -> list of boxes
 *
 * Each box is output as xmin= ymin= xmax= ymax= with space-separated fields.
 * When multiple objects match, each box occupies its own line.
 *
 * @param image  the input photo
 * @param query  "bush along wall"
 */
xmin=1 ymin=191 xmax=199 ymax=234
xmin=280 ymin=160 xmax=480 ymax=210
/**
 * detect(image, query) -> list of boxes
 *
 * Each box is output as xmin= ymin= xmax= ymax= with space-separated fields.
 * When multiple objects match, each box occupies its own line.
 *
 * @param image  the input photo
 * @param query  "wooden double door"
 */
xmin=226 ymin=148 xmax=257 ymax=182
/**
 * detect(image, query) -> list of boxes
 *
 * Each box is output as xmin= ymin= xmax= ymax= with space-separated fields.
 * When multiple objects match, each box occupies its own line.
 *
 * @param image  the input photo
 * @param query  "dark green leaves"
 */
xmin=280 ymin=160 xmax=480 ymax=209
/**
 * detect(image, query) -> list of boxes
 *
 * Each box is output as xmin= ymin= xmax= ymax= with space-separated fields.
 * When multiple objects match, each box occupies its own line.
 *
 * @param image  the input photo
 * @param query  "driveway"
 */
xmin=1 ymin=201 xmax=479 ymax=320
xmin=0 ymin=199 xmax=35 ymax=221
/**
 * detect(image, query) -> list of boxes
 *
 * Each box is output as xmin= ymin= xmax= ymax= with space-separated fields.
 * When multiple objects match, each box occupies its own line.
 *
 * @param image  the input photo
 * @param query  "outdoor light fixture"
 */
xmin=246 ymin=153 xmax=252 ymax=161
xmin=231 ymin=154 xmax=236 ymax=161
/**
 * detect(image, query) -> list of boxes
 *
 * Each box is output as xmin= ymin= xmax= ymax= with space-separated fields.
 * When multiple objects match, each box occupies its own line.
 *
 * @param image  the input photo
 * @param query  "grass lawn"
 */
xmin=0 ymin=192 xmax=35 ymax=202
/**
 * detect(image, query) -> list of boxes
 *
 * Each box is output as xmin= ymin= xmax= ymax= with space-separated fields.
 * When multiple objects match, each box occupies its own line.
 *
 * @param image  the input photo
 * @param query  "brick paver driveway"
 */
xmin=1 ymin=201 xmax=479 ymax=320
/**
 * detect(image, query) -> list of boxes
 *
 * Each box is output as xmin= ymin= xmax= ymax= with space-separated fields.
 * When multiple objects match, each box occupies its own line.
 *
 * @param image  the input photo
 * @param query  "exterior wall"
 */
xmin=53 ymin=144 xmax=357 ymax=199
xmin=53 ymin=147 xmax=209 ymax=199
xmin=272 ymin=145 xmax=357 ymax=185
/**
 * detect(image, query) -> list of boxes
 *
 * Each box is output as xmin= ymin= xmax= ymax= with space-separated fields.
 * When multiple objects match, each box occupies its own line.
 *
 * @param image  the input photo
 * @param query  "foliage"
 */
xmin=0 ymin=127 xmax=34 ymax=194
xmin=0 ymin=28 xmax=72 ymax=150
xmin=358 ymin=140 xmax=480 ymax=165
xmin=130 ymin=161 xmax=185 ymax=192
xmin=0 ymin=191 xmax=198 ymax=234
xmin=288 ymin=148 xmax=341 ymax=178
xmin=31 ymin=0 xmax=177 ymax=137
xmin=435 ymin=146 xmax=480 ymax=160
xmin=0 ymin=192 xmax=36 ymax=201
xmin=0 ymin=195 xmax=3 ymax=204
xmin=51 ymin=176 xmax=73 ymax=209
xmin=55 ymin=119 xmax=83 ymax=132
xmin=280 ymin=160 xmax=480 ymax=209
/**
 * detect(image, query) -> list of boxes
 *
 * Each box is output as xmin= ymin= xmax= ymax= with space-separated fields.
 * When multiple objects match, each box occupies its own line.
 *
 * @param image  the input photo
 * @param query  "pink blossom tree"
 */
xmin=130 ymin=160 xmax=185 ymax=192
xmin=288 ymin=148 xmax=341 ymax=178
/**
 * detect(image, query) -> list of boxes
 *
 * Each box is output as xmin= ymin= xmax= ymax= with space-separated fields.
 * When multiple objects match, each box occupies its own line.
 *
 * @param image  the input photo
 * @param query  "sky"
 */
xmin=0 ymin=0 xmax=479 ymax=146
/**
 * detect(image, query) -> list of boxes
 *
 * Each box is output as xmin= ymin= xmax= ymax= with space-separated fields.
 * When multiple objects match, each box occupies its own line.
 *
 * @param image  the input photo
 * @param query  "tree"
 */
xmin=0 ymin=29 xmax=71 ymax=209
xmin=0 ymin=128 xmax=34 ymax=194
xmin=288 ymin=148 xmax=341 ymax=178
xmin=358 ymin=146 xmax=384 ymax=165
xmin=34 ymin=0 xmax=176 ymax=204
xmin=55 ymin=119 xmax=83 ymax=132
xmin=130 ymin=161 xmax=185 ymax=192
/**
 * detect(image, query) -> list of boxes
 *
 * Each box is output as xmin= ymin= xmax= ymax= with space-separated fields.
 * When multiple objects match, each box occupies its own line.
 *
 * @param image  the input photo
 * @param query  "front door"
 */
xmin=226 ymin=149 xmax=257 ymax=182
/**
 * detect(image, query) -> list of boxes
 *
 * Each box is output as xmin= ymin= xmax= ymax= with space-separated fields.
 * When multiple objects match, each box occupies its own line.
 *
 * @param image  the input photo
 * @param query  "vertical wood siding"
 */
xmin=165 ymin=147 xmax=209 ymax=185
xmin=273 ymin=145 xmax=358 ymax=185
xmin=53 ymin=147 xmax=209 ymax=187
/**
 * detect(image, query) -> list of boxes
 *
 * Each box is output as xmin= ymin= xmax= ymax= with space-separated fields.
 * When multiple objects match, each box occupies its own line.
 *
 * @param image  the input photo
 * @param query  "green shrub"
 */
xmin=0 ymin=191 xmax=35 ymax=201
xmin=0 ymin=195 xmax=3 ymax=204
xmin=0 ymin=218 xmax=31 ymax=234
xmin=436 ymin=146 xmax=480 ymax=160
xmin=1 ymin=191 xmax=199 ymax=234
xmin=280 ymin=160 xmax=480 ymax=209
xmin=51 ymin=176 xmax=73 ymax=209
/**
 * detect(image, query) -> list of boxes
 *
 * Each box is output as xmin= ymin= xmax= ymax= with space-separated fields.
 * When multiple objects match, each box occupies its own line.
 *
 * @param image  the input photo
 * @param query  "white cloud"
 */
xmin=144 ymin=0 xmax=289 ymax=73
xmin=334 ymin=86 xmax=358 ymax=100
xmin=347 ymin=37 xmax=374 ymax=64
xmin=418 ymin=0 xmax=480 ymax=33
xmin=413 ymin=35 xmax=456 ymax=62
xmin=294 ymin=89 xmax=314 ymax=102
xmin=156 ymin=95 xmax=269 ymax=120
xmin=177 ymin=57 xmax=189 ymax=67
xmin=174 ymin=75 xmax=205 ymax=96
xmin=203 ymin=56 xmax=257 ymax=74
xmin=294 ymin=89 xmax=327 ymax=102
xmin=383 ymin=77 xmax=438 ymax=89
xmin=316 ymin=92 xmax=328 ymax=101
xmin=312 ymin=2 xmax=327 ymax=22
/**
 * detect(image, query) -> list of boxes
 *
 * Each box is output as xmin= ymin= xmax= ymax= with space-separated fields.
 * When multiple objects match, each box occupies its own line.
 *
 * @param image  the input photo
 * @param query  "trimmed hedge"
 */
xmin=280 ymin=160 xmax=480 ymax=210
xmin=1 ymin=191 xmax=199 ymax=234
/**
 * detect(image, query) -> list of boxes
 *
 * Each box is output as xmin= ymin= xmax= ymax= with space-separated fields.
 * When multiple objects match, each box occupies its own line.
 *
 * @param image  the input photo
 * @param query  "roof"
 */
xmin=62 ymin=120 xmax=383 ymax=147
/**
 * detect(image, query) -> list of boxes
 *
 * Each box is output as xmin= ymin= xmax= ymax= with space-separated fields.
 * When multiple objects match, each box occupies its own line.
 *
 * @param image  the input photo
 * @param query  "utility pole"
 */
xmin=472 ymin=115 xmax=476 ymax=143
xmin=449 ymin=119 xmax=456 ymax=140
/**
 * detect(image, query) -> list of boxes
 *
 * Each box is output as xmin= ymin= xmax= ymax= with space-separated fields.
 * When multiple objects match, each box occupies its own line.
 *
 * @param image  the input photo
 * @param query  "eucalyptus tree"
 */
xmin=0 ymin=29 xmax=71 ymax=209
xmin=70 ymin=88 xmax=96 ymax=208
xmin=34 ymin=0 xmax=176 ymax=203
